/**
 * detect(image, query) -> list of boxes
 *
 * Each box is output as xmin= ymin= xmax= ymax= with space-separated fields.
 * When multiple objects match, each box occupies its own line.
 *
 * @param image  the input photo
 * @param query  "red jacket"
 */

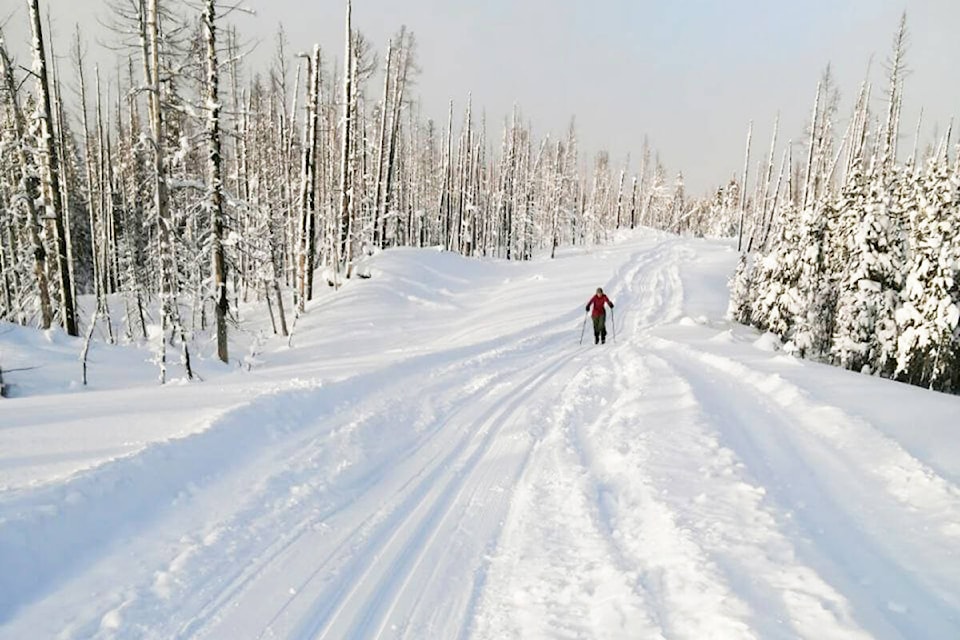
xmin=586 ymin=294 xmax=613 ymax=318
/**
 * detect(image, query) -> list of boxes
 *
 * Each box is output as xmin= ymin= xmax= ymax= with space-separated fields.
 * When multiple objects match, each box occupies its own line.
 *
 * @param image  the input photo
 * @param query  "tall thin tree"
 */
xmin=28 ymin=0 xmax=78 ymax=335
xmin=204 ymin=0 xmax=229 ymax=363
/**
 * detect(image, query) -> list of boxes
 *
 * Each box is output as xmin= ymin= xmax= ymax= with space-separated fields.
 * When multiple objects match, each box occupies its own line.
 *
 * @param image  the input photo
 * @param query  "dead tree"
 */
xmin=296 ymin=45 xmax=321 ymax=308
xmin=28 ymin=0 xmax=78 ymax=335
xmin=204 ymin=0 xmax=229 ymax=363
xmin=146 ymin=0 xmax=192 ymax=382
xmin=336 ymin=0 xmax=354 ymax=276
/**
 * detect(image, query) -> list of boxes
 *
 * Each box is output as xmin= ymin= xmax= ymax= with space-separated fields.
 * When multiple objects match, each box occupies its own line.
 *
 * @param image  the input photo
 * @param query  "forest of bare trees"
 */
xmin=0 ymin=0 xmax=713 ymax=383
xmin=729 ymin=15 xmax=960 ymax=393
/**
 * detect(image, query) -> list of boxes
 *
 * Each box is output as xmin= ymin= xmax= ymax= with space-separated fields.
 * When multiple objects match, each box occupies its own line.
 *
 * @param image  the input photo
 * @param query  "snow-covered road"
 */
xmin=1 ymin=232 xmax=959 ymax=639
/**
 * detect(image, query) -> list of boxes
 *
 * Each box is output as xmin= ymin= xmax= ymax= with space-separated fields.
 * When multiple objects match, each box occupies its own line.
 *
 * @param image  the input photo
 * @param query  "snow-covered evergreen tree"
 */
xmin=726 ymin=252 xmax=755 ymax=325
xmin=788 ymin=197 xmax=836 ymax=358
xmin=895 ymin=157 xmax=960 ymax=390
xmin=749 ymin=200 xmax=804 ymax=337
xmin=830 ymin=164 xmax=905 ymax=375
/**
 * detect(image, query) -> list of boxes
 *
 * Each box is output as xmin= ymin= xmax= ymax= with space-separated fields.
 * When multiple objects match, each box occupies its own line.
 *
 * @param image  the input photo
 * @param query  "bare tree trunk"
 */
xmin=297 ymin=46 xmax=321 ymax=309
xmin=146 ymin=0 xmax=191 ymax=381
xmin=76 ymin=31 xmax=110 ymax=344
xmin=204 ymin=0 xmax=229 ymax=363
xmin=48 ymin=28 xmax=80 ymax=328
xmin=0 ymin=191 xmax=14 ymax=319
xmin=77 ymin=54 xmax=99 ymax=292
xmin=381 ymin=32 xmax=410 ymax=249
xmin=882 ymin=13 xmax=908 ymax=165
xmin=438 ymin=100 xmax=453 ymax=249
xmin=737 ymin=121 xmax=752 ymax=252
xmin=747 ymin=112 xmax=779 ymax=253
xmin=760 ymin=145 xmax=790 ymax=251
xmin=801 ymin=82 xmax=822 ymax=212
xmin=457 ymin=94 xmax=473 ymax=254
xmin=95 ymin=68 xmax=117 ymax=343
xmin=336 ymin=0 xmax=354 ymax=276
xmin=283 ymin=42 xmax=301 ymax=288
xmin=614 ymin=167 xmax=626 ymax=229
xmin=147 ymin=0 xmax=167 ymax=382
xmin=372 ymin=38 xmax=393 ymax=248
xmin=28 ymin=0 xmax=78 ymax=336
xmin=123 ymin=55 xmax=149 ymax=342
xmin=550 ymin=139 xmax=564 ymax=258
xmin=845 ymin=75 xmax=871 ymax=178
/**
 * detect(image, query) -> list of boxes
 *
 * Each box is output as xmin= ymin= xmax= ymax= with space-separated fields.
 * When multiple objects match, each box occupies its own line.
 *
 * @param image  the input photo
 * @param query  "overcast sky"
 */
xmin=2 ymin=0 xmax=958 ymax=194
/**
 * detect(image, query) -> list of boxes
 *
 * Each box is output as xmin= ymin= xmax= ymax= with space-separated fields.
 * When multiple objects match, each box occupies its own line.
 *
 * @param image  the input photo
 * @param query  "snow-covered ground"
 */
xmin=1 ymin=230 xmax=959 ymax=639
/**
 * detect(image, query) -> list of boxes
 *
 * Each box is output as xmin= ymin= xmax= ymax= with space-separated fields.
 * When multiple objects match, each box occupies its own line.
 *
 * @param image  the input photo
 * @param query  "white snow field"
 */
xmin=1 ymin=230 xmax=959 ymax=639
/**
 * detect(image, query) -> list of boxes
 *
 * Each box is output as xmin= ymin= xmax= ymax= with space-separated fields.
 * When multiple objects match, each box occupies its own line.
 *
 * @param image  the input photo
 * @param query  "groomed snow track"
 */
xmin=1 ymin=234 xmax=958 ymax=639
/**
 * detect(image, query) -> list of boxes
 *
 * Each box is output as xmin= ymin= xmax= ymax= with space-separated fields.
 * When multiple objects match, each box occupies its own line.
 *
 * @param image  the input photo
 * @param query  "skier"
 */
xmin=585 ymin=287 xmax=614 ymax=344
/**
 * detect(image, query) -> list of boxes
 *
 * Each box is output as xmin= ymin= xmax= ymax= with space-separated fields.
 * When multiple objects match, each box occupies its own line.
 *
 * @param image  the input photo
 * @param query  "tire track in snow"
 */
xmin=649 ymin=336 xmax=960 ymax=638
xmin=600 ymin=345 xmax=877 ymax=639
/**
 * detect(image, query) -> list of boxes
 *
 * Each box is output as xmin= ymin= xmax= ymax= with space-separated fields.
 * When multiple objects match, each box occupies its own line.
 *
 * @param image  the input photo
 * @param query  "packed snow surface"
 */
xmin=1 ymin=230 xmax=959 ymax=639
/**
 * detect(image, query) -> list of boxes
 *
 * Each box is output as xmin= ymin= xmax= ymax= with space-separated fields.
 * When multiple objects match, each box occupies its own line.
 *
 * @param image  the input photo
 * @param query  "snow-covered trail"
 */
xmin=2 ymin=232 xmax=959 ymax=639
xmin=473 ymin=241 xmax=960 ymax=640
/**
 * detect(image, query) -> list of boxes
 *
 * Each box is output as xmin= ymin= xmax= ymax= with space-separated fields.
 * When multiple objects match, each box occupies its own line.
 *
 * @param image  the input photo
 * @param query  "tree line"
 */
xmin=728 ymin=15 xmax=960 ymax=393
xmin=0 ymin=0 xmax=722 ymax=383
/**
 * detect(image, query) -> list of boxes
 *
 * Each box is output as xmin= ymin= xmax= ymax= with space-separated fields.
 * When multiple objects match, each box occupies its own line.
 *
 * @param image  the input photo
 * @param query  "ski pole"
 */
xmin=611 ymin=308 xmax=616 ymax=343
xmin=579 ymin=310 xmax=588 ymax=345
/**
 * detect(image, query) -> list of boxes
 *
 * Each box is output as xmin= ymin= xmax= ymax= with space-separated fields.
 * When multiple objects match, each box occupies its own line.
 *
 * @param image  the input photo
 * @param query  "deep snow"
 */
xmin=1 ymin=230 xmax=958 ymax=639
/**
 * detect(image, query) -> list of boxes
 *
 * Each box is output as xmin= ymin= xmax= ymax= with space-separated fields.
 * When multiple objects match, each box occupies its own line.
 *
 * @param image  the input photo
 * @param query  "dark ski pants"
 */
xmin=592 ymin=314 xmax=607 ymax=344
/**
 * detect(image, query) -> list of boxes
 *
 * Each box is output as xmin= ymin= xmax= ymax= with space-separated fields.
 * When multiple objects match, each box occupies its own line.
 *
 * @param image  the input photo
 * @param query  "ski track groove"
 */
xmin=646 ymin=335 xmax=960 ymax=638
xmin=652 ymin=336 xmax=960 ymax=535
xmin=114 ymin=362 xmax=497 ymax=640
xmin=552 ymin=360 xmax=669 ymax=637
xmin=344 ymin=241 xmax=684 ymax=637
xmin=612 ymin=345 xmax=877 ymax=639
xmin=176 ymin=391 xmax=471 ymax=638
xmin=0 ymin=310 xmax=568 ymax=638
xmin=368 ymin=351 xmax=573 ymax=640
xmin=300 ymin=345 xmax=583 ymax=640
xmin=2 ymin=336 xmax=501 ymax=631
xmin=163 ymin=303 xmax=594 ymax=639
xmin=175 ymin=334 xmax=579 ymax=639
xmin=0 ymin=379 xmax=333 ymax=627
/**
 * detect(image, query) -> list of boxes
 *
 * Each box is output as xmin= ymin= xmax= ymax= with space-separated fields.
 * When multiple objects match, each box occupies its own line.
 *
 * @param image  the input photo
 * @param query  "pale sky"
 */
xmin=2 ymin=0 xmax=959 ymax=194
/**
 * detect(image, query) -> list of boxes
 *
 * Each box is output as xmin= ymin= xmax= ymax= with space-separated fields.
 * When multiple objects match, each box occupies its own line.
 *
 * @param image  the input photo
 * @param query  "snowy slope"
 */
xmin=1 ymin=230 xmax=958 ymax=640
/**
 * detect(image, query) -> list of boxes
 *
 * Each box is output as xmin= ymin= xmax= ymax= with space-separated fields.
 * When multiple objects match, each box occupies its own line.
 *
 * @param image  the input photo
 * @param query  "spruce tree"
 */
xmin=790 ymin=197 xmax=835 ymax=358
xmin=749 ymin=200 xmax=803 ymax=338
xmin=895 ymin=157 xmax=960 ymax=390
xmin=831 ymin=164 xmax=904 ymax=375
